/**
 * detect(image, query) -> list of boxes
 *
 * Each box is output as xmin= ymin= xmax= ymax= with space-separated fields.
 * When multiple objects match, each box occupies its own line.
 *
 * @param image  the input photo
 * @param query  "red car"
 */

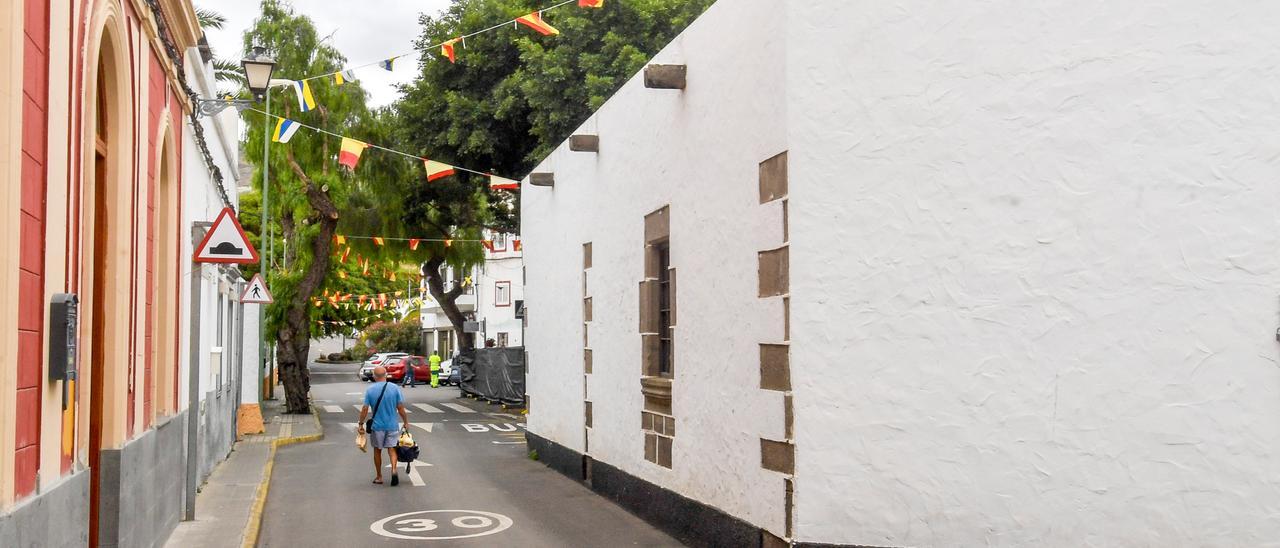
xmin=385 ymin=356 xmax=430 ymax=384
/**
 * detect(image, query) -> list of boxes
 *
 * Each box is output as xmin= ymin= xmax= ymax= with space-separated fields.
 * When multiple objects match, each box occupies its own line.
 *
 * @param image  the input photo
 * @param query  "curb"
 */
xmin=240 ymin=406 xmax=325 ymax=548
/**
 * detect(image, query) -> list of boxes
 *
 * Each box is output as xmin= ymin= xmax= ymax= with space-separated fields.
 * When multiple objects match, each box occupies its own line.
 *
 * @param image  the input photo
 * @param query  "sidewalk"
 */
xmin=165 ymin=399 xmax=323 ymax=548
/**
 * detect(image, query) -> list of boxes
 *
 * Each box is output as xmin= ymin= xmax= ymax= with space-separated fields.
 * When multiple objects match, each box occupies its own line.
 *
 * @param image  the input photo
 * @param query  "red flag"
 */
xmin=482 ymin=240 xmax=495 ymax=252
xmin=579 ymin=0 xmax=604 ymax=6
xmin=341 ymin=247 xmax=351 ymax=263
xmin=338 ymin=138 xmax=368 ymax=170
xmin=514 ymin=239 xmax=522 ymax=251
xmin=373 ymin=236 xmax=385 ymax=246
xmin=423 ymin=159 xmax=456 ymax=182
xmin=409 ymin=239 xmax=421 ymax=250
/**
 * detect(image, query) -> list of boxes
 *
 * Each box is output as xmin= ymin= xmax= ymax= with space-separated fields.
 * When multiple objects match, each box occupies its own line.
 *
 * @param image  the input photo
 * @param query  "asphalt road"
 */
xmin=260 ymin=362 xmax=682 ymax=547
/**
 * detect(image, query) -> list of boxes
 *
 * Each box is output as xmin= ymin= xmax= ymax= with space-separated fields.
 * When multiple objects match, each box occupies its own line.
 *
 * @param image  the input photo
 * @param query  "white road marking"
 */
xmin=370 ymin=510 xmax=513 ymax=540
xmin=441 ymin=403 xmax=475 ymax=413
xmin=353 ymin=405 xmax=365 ymax=413
xmin=491 ymin=441 xmax=523 ymax=445
xmin=323 ymin=405 xmax=344 ymax=413
xmin=410 ymin=423 xmax=435 ymax=433
xmin=413 ymin=403 xmax=444 ymax=413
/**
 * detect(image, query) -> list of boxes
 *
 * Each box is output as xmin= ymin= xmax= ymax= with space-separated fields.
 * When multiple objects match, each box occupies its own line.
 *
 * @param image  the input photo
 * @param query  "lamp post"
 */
xmin=242 ymin=46 xmax=277 ymax=401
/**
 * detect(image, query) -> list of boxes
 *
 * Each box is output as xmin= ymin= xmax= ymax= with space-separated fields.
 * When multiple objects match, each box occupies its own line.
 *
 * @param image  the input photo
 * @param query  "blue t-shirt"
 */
xmin=363 ymin=382 xmax=404 ymax=432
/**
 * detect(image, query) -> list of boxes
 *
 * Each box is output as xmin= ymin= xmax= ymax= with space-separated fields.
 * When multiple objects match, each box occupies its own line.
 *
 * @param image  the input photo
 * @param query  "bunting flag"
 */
xmin=490 ymin=175 xmax=519 ymax=190
xmin=444 ymin=239 xmax=453 ymax=247
xmin=338 ymin=138 xmax=368 ymax=170
xmin=409 ymin=239 xmax=421 ymax=250
xmin=514 ymin=239 xmax=523 ymax=251
xmin=334 ymin=69 xmax=356 ymax=85
xmin=340 ymin=247 xmax=351 ymax=263
xmin=389 ymin=271 xmax=397 ymax=282
xmin=423 ymin=159 xmax=456 ymax=182
xmin=314 ymin=299 xmax=323 ymax=307
xmin=272 ymin=118 xmax=301 ymax=143
xmin=482 ymin=240 xmax=494 ymax=252
xmin=441 ymin=38 xmax=461 ymax=63
xmin=579 ymin=0 xmax=604 ymax=6
xmin=359 ymin=295 xmax=367 ymax=305
xmin=336 ymin=235 xmax=347 ymax=245
xmin=361 ymin=258 xmax=370 ymax=275
xmin=338 ymin=271 xmax=348 ymax=279
xmin=516 ymin=11 xmax=560 ymax=35
xmin=379 ymin=57 xmax=398 ymax=71
xmin=373 ymin=237 xmax=385 ymax=246
xmin=293 ymin=80 xmax=317 ymax=112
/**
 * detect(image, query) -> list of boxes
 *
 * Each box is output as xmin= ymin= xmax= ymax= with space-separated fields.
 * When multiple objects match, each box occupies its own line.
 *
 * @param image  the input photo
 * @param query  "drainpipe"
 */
xmin=185 ymin=222 xmax=211 ymax=521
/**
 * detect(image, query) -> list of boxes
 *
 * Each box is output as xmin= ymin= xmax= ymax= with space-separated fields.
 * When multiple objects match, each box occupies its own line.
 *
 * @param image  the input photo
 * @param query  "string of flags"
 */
xmin=292 ymin=0 xmax=602 ymax=86
xmin=259 ymin=108 xmax=521 ymax=189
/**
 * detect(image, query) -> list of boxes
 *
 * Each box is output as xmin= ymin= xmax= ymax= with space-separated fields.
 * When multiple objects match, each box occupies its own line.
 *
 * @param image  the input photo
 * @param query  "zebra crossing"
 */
xmin=317 ymin=401 xmax=479 ymax=415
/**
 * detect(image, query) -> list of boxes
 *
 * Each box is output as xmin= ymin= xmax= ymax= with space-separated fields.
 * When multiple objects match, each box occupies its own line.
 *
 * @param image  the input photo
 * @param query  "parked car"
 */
xmin=385 ymin=356 xmax=431 ymax=384
xmin=446 ymin=366 xmax=461 ymax=387
xmin=359 ymin=352 xmax=409 ymax=381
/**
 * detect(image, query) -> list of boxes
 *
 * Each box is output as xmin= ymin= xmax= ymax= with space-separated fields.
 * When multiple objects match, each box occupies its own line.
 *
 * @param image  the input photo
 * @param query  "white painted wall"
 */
xmin=475 ymin=232 xmax=523 ymax=347
xmin=178 ymin=47 xmax=245 ymax=409
xmin=787 ymin=1 xmax=1280 ymax=545
xmin=524 ymin=0 xmax=788 ymax=535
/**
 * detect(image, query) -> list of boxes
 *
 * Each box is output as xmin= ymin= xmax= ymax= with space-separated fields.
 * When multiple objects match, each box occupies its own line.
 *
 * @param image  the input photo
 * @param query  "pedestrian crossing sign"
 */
xmin=193 ymin=207 xmax=259 ymax=264
xmin=240 ymin=273 xmax=273 ymax=304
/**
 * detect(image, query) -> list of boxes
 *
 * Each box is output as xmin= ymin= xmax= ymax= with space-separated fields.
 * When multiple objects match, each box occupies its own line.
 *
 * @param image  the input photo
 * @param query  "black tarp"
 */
xmin=458 ymin=347 xmax=525 ymax=406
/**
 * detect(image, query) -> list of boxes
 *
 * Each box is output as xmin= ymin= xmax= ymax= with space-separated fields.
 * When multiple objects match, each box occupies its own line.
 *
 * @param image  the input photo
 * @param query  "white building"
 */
xmin=420 ymin=231 xmax=524 ymax=355
xmin=180 ymin=45 xmax=260 ymax=476
xmin=522 ymin=0 xmax=1280 ymax=546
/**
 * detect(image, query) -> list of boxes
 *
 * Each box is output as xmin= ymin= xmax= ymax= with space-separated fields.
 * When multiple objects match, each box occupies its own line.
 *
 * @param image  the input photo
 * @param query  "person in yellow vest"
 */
xmin=429 ymin=351 xmax=442 ymax=388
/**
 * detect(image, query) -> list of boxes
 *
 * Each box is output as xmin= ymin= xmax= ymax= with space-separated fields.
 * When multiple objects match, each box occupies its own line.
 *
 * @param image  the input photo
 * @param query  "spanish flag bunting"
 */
xmin=336 ymin=235 xmax=347 ymax=245
xmin=379 ymin=57 xmax=398 ymax=71
xmin=339 ymin=271 xmax=348 ymax=279
xmin=373 ymin=236 xmax=384 ymax=246
xmin=423 ymin=159 xmax=456 ymax=182
xmin=396 ymin=291 xmax=405 ymax=297
xmin=409 ymin=239 xmax=421 ymax=250
xmin=441 ymin=38 xmax=461 ymax=63
xmin=514 ymin=239 xmax=522 ymax=251
xmin=579 ymin=0 xmax=604 ymax=6
xmin=389 ymin=271 xmax=397 ymax=282
xmin=293 ymin=80 xmax=317 ymax=112
xmin=314 ymin=299 xmax=323 ymax=307
xmin=361 ymin=258 xmax=369 ymax=275
xmin=516 ymin=11 xmax=560 ymax=36
xmin=338 ymin=138 xmax=368 ymax=170
xmin=489 ymin=175 xmax=519 ymax=190
xmin=482 ymin=240 xmax=494 ymax=252
xmin=358 ymin=295 xmax=367 ymax=305
xmin=272 ymin=118 xmax=301 ymax=143
xmin=341 ymin=247 xmax=351 ymax=263
xmin=334 ymin=69 xmax=356 ymax=85
xmin=379 ymin=294 xmax=388 ymax=306
xmin=444 ymin=239 xmax=453 ymax=247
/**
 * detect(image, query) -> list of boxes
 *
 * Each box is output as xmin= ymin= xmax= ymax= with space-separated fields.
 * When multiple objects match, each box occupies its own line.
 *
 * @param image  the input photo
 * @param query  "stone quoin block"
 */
xmin=760 ymin=438 xmax=795 ymax=475
xmin=758 ymin=246 xmax=789 ymax=297
xmin=644 ymin=64 xmax=687 ymax=90
xmin=570 ymin=134 xmax=600 ymax=152
xmin=759 ymin=343 xmax=791 ymax=391
xmin=759 ymin=151 xmax=788 ymax=203
xmin=529 ymin=172 xmax=555 ymax=187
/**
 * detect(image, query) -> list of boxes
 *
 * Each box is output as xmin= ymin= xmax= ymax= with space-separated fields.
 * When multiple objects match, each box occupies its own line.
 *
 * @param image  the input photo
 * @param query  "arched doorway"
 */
xmin=81 ymin=5 xmax=132 ymax=546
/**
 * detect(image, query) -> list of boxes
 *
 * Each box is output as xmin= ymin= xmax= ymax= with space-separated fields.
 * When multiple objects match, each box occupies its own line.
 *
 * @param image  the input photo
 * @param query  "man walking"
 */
xmin=429 ymin=351 xmax=442 ymax=388
xmin=357 ymin=366 xmax=409 ymax=486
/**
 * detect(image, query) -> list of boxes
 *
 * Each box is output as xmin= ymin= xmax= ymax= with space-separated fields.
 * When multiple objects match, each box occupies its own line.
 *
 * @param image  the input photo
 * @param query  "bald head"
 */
xmin=373 ymin=366 xmax=387 ymax=381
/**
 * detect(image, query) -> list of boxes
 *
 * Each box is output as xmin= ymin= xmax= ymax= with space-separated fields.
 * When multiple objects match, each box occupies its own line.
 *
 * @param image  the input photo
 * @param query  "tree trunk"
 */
xmin=274 ymin=150 xmax=340 ymax=413
xmin=424 ymin=256 xmax=474 ymax=350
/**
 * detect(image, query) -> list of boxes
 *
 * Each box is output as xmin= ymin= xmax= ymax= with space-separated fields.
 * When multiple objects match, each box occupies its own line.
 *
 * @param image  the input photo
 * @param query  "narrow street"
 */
xmin=259 ymin=363 xmax=680 ymax=546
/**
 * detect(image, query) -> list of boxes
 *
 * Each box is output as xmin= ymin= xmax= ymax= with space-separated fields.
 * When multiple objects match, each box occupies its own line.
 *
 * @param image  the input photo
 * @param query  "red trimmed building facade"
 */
xmin=0 ymin=0 xmax=215 ymax=545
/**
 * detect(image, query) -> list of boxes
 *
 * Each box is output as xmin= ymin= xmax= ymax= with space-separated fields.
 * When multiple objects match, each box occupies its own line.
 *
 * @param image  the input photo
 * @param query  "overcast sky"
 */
xmin=200 ymin=0 xmax=453 ymax=107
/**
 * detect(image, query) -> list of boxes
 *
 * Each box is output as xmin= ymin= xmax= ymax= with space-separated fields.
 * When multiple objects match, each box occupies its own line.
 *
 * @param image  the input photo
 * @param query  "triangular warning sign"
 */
xmin=240 ymin=273 xmax=273 ymax=304
xmin=194 ymin=207 xmax=259 ymax=264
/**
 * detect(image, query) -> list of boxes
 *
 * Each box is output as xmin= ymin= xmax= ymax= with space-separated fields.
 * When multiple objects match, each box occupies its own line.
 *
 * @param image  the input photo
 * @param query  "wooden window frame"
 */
xmin=494 ymin=280 xmax=512 ymax=307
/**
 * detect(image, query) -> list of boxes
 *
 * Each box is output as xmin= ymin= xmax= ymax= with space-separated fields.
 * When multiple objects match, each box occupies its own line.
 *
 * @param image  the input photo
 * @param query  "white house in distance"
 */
xmin=521 ymin=0 xmax=1280 ymax=546
xmin=420 ymin=230 xmax=524 ymax=355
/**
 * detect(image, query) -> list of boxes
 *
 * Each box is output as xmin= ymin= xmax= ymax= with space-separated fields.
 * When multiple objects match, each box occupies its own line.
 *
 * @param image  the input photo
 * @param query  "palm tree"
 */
xmin=196 ymin=7 xmax=245 ymax=89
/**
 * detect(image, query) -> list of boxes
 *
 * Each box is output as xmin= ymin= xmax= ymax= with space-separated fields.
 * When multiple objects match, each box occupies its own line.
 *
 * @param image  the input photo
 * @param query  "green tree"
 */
xmin=241 ymin=0 xmax=379 ymax=412
xmin=389 ymin=0 xmax=712 ymax=349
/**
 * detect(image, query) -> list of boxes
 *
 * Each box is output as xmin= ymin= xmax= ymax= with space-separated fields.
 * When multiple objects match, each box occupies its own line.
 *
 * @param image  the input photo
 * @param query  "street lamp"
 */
xmin=241 ymin=46 xmax=276 ymax=101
